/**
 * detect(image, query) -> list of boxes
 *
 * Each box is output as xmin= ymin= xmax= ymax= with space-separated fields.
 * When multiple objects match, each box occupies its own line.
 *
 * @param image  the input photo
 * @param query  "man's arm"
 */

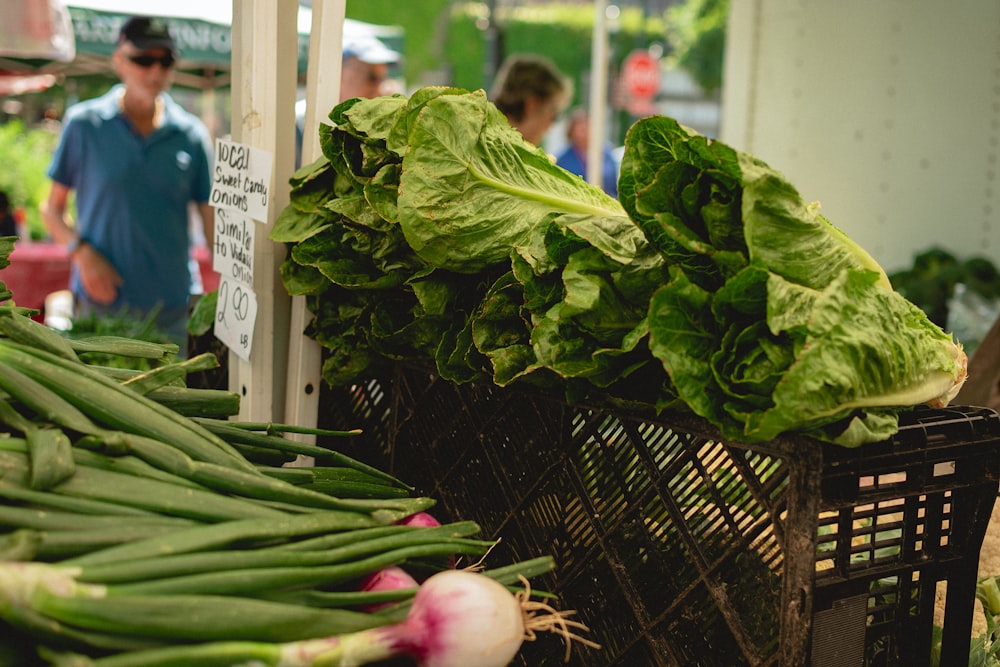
xmin=41 ymin=181 xmax=122 ymax=304
xmin=197 ymin=202 xmax=214 ymax=249
xmin=40 ymin=182 xmax=76 ymax=247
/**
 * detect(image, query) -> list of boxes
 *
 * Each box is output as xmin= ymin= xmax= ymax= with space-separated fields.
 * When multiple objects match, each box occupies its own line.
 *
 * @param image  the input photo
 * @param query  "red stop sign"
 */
xmin=622 ymin=50 xmax=660 ymax=99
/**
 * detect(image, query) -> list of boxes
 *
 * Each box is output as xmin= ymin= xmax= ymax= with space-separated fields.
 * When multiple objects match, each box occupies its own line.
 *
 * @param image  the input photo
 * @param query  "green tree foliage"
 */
xmin=343 ymin=1 xmax=727 ymax=143
xmin=346 ymin=1 xmax=668 ymax=101
xmin=665 ymin=0 xmax=729 ymax=94
xmin=0 ymin=120 xmax=59 ymax=240
xmin=346 ymin=0 xmax=453 ymax=90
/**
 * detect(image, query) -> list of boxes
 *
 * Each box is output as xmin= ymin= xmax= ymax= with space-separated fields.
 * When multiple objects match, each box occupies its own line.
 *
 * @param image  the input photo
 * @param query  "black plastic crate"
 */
xmin=320 ymin=367 xmax=1000 ymax=667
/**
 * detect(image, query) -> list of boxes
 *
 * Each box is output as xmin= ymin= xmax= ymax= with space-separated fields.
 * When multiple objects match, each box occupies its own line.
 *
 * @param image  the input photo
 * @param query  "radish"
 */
xmin=359 ymin=565 xmax=419 ymax=612
xmin=357 ymin=568 xmax=525 ymax=667
xmin=300 ymin=569 xmax=597 ymax=666
xmin=360 ymin=566 xmax=419 ymax=594
xmin=61 ymin=570 xmax=598 ymax=666
xmin=396 ymin=512 xmax=466 ymax=569
xmin=397 ymin=511 xmax=442 ymax=527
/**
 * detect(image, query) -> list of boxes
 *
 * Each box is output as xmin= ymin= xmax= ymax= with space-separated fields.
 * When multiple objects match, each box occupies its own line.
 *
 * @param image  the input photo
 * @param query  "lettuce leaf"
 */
xmin=739 ymin=152 xmax=890 ymax=290
xmin=626 ymin=116 xmax=966 ymax=446
xmin=398 ymin=90 xmax=626 ymax=273
xmin=752 ymin=269 xmax=964 ymax=445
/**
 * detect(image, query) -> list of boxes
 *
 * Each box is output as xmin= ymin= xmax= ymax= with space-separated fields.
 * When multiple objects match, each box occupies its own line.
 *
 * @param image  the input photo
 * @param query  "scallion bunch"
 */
xmin=0 ymin=301 xmax=576 ymax=666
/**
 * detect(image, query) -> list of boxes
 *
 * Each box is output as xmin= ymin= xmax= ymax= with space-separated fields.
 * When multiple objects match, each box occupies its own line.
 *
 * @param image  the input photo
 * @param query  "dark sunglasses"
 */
xmin=127 ymin=53 xmax=176 ymax=69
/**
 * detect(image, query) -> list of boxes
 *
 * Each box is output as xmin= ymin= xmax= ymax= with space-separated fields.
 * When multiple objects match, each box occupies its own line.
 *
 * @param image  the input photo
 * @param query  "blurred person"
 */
xmin=489 ymin=54 xmax=572 ymax=146
xmin=295 ymin=33 xmax=401 ymax=166
xmin=40 ymin=16 xmax=214 ymax=356
xmin=556 ymin=107 xmax=619 ymax=197
xmin=38 ymin=106 xmax=62 ymax=133
xmin=338 ymin=33 xmax=400 ymax=101
xmin=0 ymin=190 xmax=17 ymax=238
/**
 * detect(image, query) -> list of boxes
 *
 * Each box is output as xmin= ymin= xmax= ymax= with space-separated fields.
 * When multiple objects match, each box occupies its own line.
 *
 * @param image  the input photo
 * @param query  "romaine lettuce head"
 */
xmin=620 ymin=115 xmax=889 ymax=290
xmin=649 ymin=263 xmax=967 ymax=446
xmin=626 ymin=115 xmax=967 ymax=446
xmin=619 ymin=116 xmax=745 ymax=290
xmin=751 ymin=268 xmax=966 ymax=445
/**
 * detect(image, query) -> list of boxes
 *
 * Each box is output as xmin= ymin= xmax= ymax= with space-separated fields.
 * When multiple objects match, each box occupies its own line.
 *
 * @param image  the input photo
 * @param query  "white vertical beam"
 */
xmin=283 ymin=0 xmax=346 ymax=441
xmin=718 ymin=0 xmax=760 ymax=150
xmin=301 ymin=0 xmax=346 ymax=164
xmin=587 ymin=0 xmax=609 ymax=190
xmin=229 ymin=0 xmax=296 ymax=422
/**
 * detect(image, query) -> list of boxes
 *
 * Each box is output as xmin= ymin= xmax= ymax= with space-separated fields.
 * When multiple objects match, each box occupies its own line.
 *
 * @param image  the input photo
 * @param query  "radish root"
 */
xmin=515 ymin=575 xmax=602 ymax=662
xmin=460 ymin=537 xmax=502 ymax=572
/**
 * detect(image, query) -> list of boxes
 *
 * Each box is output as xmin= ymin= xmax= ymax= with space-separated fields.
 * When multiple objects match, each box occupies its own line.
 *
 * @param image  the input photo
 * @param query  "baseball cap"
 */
xmin=119 ymin=16 xmax=176 ymax=53
xmin=342 ymin=34 xmax=399 ymax=65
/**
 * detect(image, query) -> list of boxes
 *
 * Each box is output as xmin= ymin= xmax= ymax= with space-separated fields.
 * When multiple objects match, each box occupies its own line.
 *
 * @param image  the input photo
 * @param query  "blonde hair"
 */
xmin=489 ymin=54 xmax=571 ymax=122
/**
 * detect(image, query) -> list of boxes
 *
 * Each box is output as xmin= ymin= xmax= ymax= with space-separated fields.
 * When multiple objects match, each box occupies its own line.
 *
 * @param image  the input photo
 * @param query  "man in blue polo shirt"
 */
xmin=41 ymin=16 xmax=213 ymax=355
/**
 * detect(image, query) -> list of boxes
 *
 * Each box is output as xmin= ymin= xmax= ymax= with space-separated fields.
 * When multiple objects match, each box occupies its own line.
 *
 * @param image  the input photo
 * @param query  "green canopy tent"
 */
xmin=59 ymin=1 xmax=402 ymax=90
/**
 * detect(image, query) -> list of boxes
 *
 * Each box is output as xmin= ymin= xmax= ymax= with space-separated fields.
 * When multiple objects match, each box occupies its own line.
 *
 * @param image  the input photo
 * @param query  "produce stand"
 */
xmin=322 ymin=367 xmax=1000 ymax=666
xmin=214 ymin=3 xmax=1000 ymax=666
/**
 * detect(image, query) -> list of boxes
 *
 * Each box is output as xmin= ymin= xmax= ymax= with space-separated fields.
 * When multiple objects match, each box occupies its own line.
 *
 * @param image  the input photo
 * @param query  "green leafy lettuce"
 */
xmin=621 ymin=116 xmax=966 ymax=446
xmin=271 ymin=88 xmax=671 ymax=405
xmin=272 ymin=90 xmax=965 ymax=447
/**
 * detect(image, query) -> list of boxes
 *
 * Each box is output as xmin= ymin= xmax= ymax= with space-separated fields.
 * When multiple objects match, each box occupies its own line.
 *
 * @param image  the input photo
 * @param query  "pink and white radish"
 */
xmin=362 ymin=568 xmax=525 ymax=667
xmin=395 ymin=512 xmax=465 ymax=569
xmin=396 ymin=512 xmax=442 ymax=528
xmin=359 ymin=565 xmax=419 ymax=612
xmin=52 ymin=569 xmax=598 ymax=666
xmin=282 ymin=569 xmax=597 ymax=667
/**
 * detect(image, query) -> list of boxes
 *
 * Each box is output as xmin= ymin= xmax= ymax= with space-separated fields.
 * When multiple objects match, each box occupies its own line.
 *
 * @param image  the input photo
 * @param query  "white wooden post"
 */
xmin=229 ymin=0 xmax=297 ymax=422
xmin=282 ymin=0 xmax=346 ymax=443
xmin=587 ymin=0 xmax=609 ymax=190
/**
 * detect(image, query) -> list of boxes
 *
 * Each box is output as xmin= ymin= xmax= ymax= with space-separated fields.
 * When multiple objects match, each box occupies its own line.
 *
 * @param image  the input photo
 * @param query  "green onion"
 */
xmin=76 ymin=523 xmax=484 ymax=584
xmin=0 ymin=307 xmax=78 ymax=361
xmin=36 ymin=591 xmax=387 ymax=643
xmin=61 ymin=511 xmax=389 ymax=568
xmin=26 ymin=427 xmax=74 ymax=491
xmin=0 ymin=340 xmax=254 ymax=472
xmin=107 ymin=542 xmax=491 ymax=597
xmin=142 ymin=386 xmax=240 ymax=418
xmin=68 ymin=336 xmax=179 ymax=361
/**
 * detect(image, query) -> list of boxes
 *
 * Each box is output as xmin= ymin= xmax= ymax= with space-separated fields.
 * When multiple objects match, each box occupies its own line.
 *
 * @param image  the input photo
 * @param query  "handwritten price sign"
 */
xmin=212 ymin=208 xmax=255 ymax=287
xmin=210 ymin=139 xmax=273 ymax=223
xmin=213 ymin=276 xmax=258 ymax=362
xmin=209 ymin=139 xmax=274 ymax=360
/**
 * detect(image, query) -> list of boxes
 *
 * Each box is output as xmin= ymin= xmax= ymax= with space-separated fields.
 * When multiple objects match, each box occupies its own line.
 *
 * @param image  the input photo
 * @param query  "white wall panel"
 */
xmin=721 ymin=0 xmax=1000 ymax=273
